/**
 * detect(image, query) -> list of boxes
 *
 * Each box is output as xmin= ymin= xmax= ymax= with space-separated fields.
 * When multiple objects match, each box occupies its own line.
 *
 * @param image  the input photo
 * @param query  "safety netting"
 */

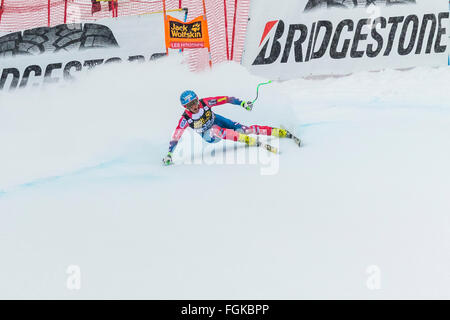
xmin=0 ymin=0 xmax=250 ymax=70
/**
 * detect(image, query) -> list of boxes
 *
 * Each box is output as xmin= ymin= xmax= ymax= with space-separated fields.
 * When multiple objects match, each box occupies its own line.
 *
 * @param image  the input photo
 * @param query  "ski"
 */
xmin=281 ymin=125 xmax=301 ymax=147
xmin=256 ymin=139 xmax=279 ymax=154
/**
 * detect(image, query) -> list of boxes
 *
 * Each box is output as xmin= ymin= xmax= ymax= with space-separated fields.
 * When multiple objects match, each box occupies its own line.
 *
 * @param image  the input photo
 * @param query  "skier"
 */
xmin=162 ymin=90 xmax=295 ymax=166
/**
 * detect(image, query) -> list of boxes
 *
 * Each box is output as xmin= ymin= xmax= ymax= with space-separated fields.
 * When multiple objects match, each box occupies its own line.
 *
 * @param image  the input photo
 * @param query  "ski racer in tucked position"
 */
xmin=162 ymin=90 xmax=299 ymax=166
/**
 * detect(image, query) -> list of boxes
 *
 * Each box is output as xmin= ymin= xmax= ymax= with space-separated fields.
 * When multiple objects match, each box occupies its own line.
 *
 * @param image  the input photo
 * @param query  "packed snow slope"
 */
xmin=1 ymin=56 xmax=450 ymax=299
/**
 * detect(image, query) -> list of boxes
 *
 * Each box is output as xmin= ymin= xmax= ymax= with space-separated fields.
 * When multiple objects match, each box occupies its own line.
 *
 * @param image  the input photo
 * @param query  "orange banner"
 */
xmin=164 ymin=15 xmax=210 ymax=50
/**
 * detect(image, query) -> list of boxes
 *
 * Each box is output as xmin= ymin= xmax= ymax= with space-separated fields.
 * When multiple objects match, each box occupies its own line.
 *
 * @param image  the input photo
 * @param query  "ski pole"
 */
xmin=251 ymin=80 xmax=273 ymax=104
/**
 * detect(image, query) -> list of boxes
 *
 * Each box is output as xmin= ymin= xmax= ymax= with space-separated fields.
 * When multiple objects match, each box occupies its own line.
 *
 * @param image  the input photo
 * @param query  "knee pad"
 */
xmin=236 ymin=125 xmax=249 ymax=134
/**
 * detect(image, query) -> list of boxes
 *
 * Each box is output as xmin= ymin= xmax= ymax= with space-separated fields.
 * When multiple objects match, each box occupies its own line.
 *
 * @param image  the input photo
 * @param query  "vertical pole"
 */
xmin=179 ymin=0 xmax=182 ymax=9
xmin=115 ymin=0 xmax=118 ymax=18
xmin=181 ymin=2 xmax=187 ymax=53
xmin=0 ymin=0 xmax=5 ymax=24
xmin=48 ymin=0 xmax=51 ymax=27
xmin=163 ymin=0 xmax=168 ymax=55
xmin=202 ymin=0 xmax=212 ymax=68
xmin=223 ymin=0 xmax=229 ymax=60
xmin=230 ymin=0 xmax=238 ymax=61
xmin=64 ymin=0 xmax=68 ymax=24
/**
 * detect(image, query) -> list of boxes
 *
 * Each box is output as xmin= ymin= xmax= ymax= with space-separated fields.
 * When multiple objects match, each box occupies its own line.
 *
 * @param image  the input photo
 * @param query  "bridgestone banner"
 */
xmin=242 ymin=0 xmax=449 ymax=79
xmin=0 ymin=12 xmax=184 ymax=90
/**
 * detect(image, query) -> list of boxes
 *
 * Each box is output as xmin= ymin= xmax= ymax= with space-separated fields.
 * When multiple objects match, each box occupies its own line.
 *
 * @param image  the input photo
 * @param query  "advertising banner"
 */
xmin=242 ymin=0 xmax=449 ymax=80
xmin=0 ymin=12 xmax=185 ymax=90
xmin=164 ymin=15 xmax=210 ymax=49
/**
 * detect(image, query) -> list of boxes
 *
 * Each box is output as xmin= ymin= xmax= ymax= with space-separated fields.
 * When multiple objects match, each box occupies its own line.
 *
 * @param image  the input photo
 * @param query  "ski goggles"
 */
xmin=185 ymin=98 xmax=199 ymax=110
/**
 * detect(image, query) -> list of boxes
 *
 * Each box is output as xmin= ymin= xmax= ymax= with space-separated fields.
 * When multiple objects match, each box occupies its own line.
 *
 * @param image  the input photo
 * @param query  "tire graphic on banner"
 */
xmin=0 ymin=23 xmax=119 ymax=58
xmin=304 ymin=0 xmax=416 ymax=12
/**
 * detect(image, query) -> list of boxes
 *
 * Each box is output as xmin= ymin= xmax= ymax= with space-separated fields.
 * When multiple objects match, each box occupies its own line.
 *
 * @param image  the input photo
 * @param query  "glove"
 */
xmin=241 ymin=101 xmax=253 ymax=111
xmin=162 ymin=152 xmax=173 ymax=166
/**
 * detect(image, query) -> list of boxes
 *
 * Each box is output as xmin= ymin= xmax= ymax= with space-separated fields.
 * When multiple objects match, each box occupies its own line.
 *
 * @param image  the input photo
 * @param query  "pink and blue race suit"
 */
xmin=168 ymin=96 xmax=273 ymax=153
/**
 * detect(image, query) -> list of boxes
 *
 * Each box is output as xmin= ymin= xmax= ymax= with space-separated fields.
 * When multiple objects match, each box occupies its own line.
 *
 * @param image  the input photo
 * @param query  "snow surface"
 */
xmin=1 ymin=55 xmax=450 ymax=299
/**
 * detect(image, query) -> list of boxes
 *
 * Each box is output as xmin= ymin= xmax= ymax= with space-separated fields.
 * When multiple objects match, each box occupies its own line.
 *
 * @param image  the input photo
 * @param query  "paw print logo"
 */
xmin=191 ymin=23 xmax=201 ymax=33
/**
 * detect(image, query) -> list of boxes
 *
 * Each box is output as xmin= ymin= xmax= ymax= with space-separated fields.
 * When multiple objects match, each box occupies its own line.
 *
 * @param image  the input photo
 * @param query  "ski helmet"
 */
xmin=180 ymin=90 xmax=198 ymax=107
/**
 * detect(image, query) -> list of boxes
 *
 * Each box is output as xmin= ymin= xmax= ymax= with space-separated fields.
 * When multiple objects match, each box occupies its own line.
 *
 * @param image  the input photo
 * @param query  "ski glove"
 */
xmin=162 ymin=152 xmax=173 ymax=166
xmin=241 ymin=101 xmax=253 ymax=111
